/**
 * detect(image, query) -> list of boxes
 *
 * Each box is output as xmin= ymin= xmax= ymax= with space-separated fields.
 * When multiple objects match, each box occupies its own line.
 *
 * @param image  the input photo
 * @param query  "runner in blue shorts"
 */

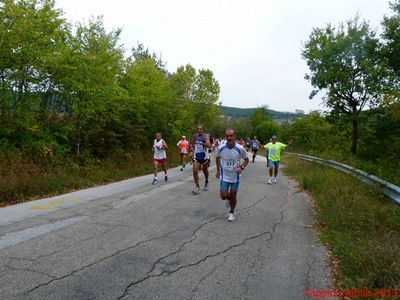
xmin=216 ymin=128 xmax=249 ymax=222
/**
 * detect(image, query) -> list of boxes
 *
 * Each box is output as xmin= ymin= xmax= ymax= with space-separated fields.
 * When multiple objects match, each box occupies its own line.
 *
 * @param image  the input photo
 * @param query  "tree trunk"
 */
xmin=350 ymin=115 xmax=358 ymax=154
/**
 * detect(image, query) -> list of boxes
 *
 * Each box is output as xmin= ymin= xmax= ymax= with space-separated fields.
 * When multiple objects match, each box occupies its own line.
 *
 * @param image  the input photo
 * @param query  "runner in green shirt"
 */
xmin=264 ymin=135 xmax=292 ymax=184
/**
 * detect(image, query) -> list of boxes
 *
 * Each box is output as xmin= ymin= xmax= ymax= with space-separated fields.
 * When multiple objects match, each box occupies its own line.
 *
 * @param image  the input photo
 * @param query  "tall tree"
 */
xmin=0 ymin=0 xmax=69 ymax=152
xmin=120 ymin=57 xmax=171 ymax=145
xmin=382 ymin=0 xmax=400 ymax=76
xmin=168 ymin=64 xmax=197 ymax=136
xmin=192 ymin=69 xmax=220 ymax=127
xmin=382 ymin=0 xmax=400 ymax=119
xmin=59 ymin=17 xmax=125 ymax=157
xmin=302 ymin=17 xmax=383 ymax=154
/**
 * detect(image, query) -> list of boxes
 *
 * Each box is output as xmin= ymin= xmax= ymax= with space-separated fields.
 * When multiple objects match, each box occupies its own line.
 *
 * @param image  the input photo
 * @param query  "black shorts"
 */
xmin=193 ymin=157 xmax=209 ymax=165
xmin=252 ymin=148 xmax=258 ymax=153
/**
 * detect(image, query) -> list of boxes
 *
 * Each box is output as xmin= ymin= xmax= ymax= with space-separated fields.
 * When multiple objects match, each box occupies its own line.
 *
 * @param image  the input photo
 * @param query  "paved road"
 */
xmin=0 ymin=154 xmax=332 ymax=299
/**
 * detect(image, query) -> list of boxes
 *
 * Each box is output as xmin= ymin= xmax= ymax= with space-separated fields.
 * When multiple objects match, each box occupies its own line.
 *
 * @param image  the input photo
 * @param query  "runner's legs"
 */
xmin=193 ymin=161 xmax=200 ymax=186
xmin=153 ymin=160 xmax=159 ymax=177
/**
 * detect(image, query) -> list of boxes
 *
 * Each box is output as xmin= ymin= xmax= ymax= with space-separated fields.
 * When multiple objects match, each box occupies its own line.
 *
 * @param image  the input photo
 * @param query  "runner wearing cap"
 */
xmin=264 ymin=135 xmax=292 ymax=184
xmin=177 ymin=136 xmax=189 ymax=171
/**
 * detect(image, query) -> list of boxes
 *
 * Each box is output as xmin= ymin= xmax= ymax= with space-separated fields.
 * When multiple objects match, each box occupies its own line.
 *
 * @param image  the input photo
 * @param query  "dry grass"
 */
xmin=0 ymin=150 xmax=181 ymax=206
xmin=283 ymin=154 xmax=400 ymax=294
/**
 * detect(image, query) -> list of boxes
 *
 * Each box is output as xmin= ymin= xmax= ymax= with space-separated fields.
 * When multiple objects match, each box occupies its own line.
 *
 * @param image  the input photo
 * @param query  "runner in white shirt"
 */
xmin=152 ymin=132 xmax=168 ymax=185
xmin=216 ymin=128 xmax=249 ymax=222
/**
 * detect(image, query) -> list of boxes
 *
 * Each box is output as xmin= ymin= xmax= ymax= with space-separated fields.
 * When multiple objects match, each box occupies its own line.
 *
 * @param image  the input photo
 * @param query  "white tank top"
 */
xmin=153 ymin=139 xmax=166 ymax=159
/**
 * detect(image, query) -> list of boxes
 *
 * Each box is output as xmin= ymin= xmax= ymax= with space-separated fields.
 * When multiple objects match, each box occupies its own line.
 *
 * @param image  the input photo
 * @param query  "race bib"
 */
xmin=195 ymin=144 xmax=203 ymax=152
xmin=223 ymin=158 xmax=237 ymax=170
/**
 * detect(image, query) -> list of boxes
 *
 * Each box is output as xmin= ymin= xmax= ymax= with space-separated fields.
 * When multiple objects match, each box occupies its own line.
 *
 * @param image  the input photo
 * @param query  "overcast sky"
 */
xmin=55 ymin=0 xmax=390 ymax=113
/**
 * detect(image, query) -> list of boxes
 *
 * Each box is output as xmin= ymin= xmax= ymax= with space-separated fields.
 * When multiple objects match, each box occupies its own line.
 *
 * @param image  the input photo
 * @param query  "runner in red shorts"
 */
xmin=152 ymin=132 xmax=168 ymax=185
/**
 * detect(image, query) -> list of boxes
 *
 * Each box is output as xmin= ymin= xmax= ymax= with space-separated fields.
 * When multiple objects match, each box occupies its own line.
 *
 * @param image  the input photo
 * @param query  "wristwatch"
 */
xmin=240 ymin=165 xmax=245 ymax=170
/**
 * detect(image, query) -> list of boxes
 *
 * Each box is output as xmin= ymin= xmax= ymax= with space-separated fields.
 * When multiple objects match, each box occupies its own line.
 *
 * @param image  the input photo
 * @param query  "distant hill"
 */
xmin=219 ymin=105 xmax=304 ymax=120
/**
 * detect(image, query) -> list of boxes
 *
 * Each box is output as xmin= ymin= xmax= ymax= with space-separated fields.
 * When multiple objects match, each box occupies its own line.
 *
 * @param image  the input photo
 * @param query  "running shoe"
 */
xmin=225 ymin=199 xmax=231 ymax=208
xmin=228 ymin=213 xmax=235 ymax=222
xmin=267 ymin=177 xmax=273 ymax=185
xmin=152 ymin=178 xmax=158 ymax=185
xmin=192 ymin=186 xmax=201 ymax=194
xmin=204 ymin=182 xmax=208 ymax=191
xmin=180 ymin=167 xmax=183 ymax=171
xmin=273 ymin=177 xmax=277 ymax=184
xmin=165 ymin=175 xmax=168 ymax=182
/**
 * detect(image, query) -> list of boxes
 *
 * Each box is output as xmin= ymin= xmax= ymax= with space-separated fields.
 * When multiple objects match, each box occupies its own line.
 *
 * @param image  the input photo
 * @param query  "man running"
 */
xmin=152 ymin=132 xmax=168 ymax=185
xmin=216 ymin=128 xmax=249 ymax=222
xmin=264 ymin=135 xmax=292 ymax=184
xmin=250 ymin=136 xmax=261 ymax=163
xmin=189 ymin=124 xmax=211 ymax=194
xmin=177 ymin=136 xmax=189 ymax=171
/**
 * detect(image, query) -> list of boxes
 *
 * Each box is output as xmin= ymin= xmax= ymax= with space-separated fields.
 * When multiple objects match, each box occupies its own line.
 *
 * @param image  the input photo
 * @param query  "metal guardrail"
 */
xmin=287 ymin=152 xmax=400 ymax=205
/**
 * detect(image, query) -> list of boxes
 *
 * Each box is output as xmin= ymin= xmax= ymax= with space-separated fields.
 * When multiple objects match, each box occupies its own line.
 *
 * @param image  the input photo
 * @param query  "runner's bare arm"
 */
xmin=161 ymin=140 xmax=168 ymax=150
xmin=203 ymin=134 xmax=212 ymax=148
xmin=188 ymin=140 xmax=194 ymax=157
xmin=215 ymin=156 xmax=221 ymax=179
xmin=235 ymin=157 xmax=249 ymax=174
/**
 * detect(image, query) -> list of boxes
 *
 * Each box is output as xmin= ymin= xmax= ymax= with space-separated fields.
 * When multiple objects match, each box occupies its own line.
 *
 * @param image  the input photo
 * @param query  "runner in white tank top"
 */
xmin=152 ymin=132 xmax=168 ymax=185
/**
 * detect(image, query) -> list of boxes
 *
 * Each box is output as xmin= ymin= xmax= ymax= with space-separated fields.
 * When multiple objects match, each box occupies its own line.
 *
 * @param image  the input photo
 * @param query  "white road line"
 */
xmin=0 ymin=216 xmax=89 ymax=250
xmin=111 ymin=181 xmax=187 ymax=209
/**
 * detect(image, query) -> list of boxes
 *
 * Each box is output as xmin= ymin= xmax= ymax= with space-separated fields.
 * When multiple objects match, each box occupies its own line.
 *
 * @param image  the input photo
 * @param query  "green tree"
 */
xmin=285 ymin=111 xmax=334 ymax=153
xmin=192 ymin=69 xmax=221 ymax=127
xmin=382 ymin=0 xmax=400 ymax=76
xmin=381 ymin=0 xmax=400 ymax=119
xmin=0 ymin=0 xmax=69 ymax=149
xmin=57 ymin=17 xmax=125 ymax=158
xmin=120 ymin=57 xmax=172 ymax=146
xmin=249 ymin=106 xmax=278 ymax=142
xmin=168 ymin=64 xmax=197 ymax=137
xmin=302 ymin=17 xmax=383 ymax=154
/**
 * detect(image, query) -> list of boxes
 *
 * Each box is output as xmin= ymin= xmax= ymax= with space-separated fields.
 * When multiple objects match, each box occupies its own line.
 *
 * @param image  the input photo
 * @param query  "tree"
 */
xmin=381 ymin=0 xmax=400 ymax=119
xmin=168 ymin=64 xmax=197 ymax=136
xmin=382 ymin=0 xmax=400 ymax=76
xmin=0 ymin=0 xmax=71 ymax=155
xmin=58 ymin=17 xmax=125 ymax=157
xmin=249 ymin=106 xmax=278 ymax=142
xmin=192 ymin=69 xmax=221 ymax=127
xmin=302 ymin=17 xmax=383 ymax=154
xmin=286 ymin=111 xmax=334 ymax=153
xmin=120 ymin=57 xmax=172 ymax=146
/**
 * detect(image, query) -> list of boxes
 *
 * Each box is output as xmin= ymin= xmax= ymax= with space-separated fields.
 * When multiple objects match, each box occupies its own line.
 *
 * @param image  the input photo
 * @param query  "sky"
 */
xmin=55 ymin=0 xmax=390 ymax=113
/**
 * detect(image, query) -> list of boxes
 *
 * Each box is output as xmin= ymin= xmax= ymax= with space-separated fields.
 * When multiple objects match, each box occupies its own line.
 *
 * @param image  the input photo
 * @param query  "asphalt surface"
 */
xmin=0 ymin=154 xmax=332 ymax=299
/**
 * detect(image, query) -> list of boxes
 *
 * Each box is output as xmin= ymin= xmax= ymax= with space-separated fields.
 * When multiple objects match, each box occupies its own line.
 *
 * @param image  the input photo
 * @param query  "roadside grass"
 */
xmin=0 ymin=151 xmax=182 ymax=207
xmin=296 ymin=147 xmax=400 ymax=187
xmin=282 ymin=154 xmax=400 ymax=293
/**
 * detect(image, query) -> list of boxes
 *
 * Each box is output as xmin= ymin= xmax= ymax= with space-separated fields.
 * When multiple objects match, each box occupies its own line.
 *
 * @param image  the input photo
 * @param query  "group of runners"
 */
xmin=151 ymin=125 xmax=291 ymax=222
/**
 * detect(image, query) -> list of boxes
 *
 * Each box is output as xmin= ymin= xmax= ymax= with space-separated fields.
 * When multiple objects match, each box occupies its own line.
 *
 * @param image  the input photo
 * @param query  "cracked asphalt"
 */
xmin=0 ymin=155 xmax=332 ymax=299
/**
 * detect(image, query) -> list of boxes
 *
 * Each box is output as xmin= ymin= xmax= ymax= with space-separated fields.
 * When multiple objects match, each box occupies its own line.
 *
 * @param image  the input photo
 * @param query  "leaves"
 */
xmin=0 ymin=0 xmax=221 ymax=161
xmin=302 ymin=17 xmax=385 ymax=153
